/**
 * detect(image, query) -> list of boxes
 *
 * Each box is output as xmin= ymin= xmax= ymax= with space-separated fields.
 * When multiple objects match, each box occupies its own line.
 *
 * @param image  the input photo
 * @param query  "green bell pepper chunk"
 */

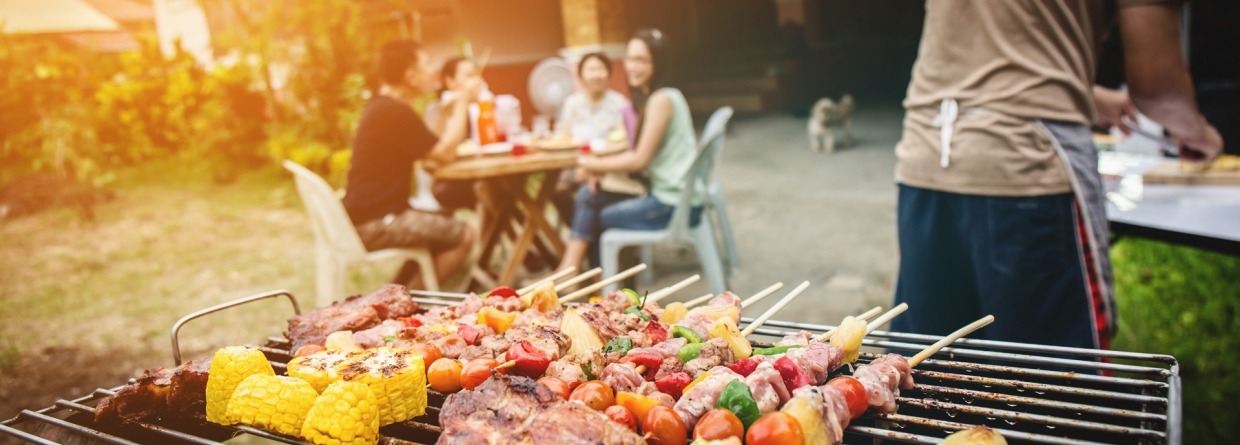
xmin=621 ymin=288 xmax=642 ymax=306
xmin=581 ymin=363 xmax=595 ymax=381
xmin=715 ymin=380 xmax=761 ymax=428
xmin=603 ymin=336 xmax=634 ymax=355
xmin=671 ymin=325 xmax=703 ymax=343
xmin=624 ymin=305 xmax=651 ymax=322
xmin=751 ymin=344 xmax=804 ymax=356
xmin=677 ymin=343 xmax=707 ymax=362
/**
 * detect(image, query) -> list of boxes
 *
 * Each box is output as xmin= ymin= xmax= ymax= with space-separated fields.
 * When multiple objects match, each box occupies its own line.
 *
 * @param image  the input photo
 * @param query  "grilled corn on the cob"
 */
xmin=338 ymin=347 xmax=427 ymax=425
xmin=301 ymin=380 xmax=381 ymax=445
xmin=288 ymin=349 xmax=351 ymax=393
xmin=206 ymin=346 xmax=275 ymax=424
xmin=223 ymin=374 xmax=318 ymax=436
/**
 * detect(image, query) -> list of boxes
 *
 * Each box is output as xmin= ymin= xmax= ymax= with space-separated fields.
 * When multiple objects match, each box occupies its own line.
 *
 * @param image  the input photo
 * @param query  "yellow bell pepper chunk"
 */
xmin=477 ymin=307 xmax=517 ymax=334
xmin=682 ymin=370 xmax=713 ymax=395
xmin=708 ymin=318 xmax=752 ymax=360
xmin=588 ymin=296 xmax=604 ymax=304
xmin=616 ymin=391 xmax=661 ymax=423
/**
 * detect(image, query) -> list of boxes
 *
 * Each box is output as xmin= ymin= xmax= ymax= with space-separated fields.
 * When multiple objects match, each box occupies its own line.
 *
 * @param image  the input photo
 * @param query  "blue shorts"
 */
xmin=891 ymin=184 xmax=1101 ymax=351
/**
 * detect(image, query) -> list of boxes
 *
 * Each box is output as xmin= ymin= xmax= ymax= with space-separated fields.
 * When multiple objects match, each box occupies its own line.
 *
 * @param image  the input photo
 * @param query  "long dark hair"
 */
xmin=438 ymin=56 xmax=472 ymax=96
xmin=629 ymin=28 xmax=672 ymax=118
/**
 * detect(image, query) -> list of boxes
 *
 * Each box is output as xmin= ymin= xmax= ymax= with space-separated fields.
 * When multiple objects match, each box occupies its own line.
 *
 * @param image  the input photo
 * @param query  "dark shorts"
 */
xmin=355 ymin=208 xmax=467 ymax=253
xmin=891 ymin=184 xmax=1101 ymax=351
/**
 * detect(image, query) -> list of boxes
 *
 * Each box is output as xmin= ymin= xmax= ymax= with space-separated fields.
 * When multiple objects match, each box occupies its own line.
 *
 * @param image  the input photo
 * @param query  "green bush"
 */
xmin=1111 ymin=239 xmax=1240 ymax=444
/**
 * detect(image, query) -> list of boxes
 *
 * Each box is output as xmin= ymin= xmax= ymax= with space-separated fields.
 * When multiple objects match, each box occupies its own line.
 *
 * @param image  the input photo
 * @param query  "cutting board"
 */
xmin=1142 ymin=156 xmax=1240 ymax=185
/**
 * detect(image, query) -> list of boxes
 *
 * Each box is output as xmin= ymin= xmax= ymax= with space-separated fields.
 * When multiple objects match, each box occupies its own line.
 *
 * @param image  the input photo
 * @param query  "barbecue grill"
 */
xmin=1 ymin=289 xmax=1181 ymax=445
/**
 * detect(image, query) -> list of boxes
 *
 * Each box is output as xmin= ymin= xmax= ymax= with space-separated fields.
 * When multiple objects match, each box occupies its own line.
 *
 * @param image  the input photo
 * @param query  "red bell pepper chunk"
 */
xmin=619 ymin=352 xmax=663 ymax=380
xmin=458 ymin=324 xmax=482 ymax=346
xmin=506 ymin=341 xmax=551 ymax=377
xmin=728 ymin=358 xmax=760 ymax=377
xmin=488 ymin=286 xmax=520 ymax=299
xmin=397 ymin=317 xmax=422 ymax=328
xmin=774 ymin=356 xmax=813 ymax=391
xmin=642 ymin=321 xmax=668 ymax=344
xmin=654 ymin=371 xmax=692 ymax=399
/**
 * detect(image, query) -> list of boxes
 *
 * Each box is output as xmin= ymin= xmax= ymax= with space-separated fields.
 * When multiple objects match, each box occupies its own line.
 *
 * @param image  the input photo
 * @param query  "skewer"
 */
xmin=741 ymin=281 xmax=811 ymax=337
xmin=813 ymin=305 xmax=883 ymax=342
xmin=517 ymin=267 xmax=576 ymax=295
xmin=681 ymin=293 xmax=715 ymax=309
xmin=646 ymin=274 xmax=701 ymax=304
xmin=864 ymin=302 xmax=909 ymax=334
xmin=553 ymin=267 xmax=603 ymax=293
xmin=495 ymin=360 xmax=517 ymax=370
xmin=739 ymin=282 xmax=785 ymax=309
xmin=559 ymin=264 xmax=648 ymax=303
xmin=908 ymin=315 xmax=994 ymax=367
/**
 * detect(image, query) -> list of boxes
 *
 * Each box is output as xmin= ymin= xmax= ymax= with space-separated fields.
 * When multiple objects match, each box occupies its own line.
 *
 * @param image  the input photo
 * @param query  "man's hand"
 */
xmin=1092 ymin=86 xmax=1137 ymax=135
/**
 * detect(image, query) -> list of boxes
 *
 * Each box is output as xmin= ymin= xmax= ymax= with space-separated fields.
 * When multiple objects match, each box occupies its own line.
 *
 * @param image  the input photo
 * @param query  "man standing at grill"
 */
xmin=342 ymin=40 xmax=478 ymax=288
xmin=892 ymin=1 xmax=1223 ymax=351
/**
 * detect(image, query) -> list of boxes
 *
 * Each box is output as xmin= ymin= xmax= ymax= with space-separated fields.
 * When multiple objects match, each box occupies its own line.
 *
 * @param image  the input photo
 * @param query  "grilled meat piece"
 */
xmin=674 ymin=366 xmax=742 ymax=429
xmin=684 ymin=338 xmax=734 ymax=376
xmin=94 ymin=358 xmax=210 ymax=424
xmin=286 ymin=284 xmax=418 ymax=352
xmin=438 ymin=374 xmax=643 ymax=445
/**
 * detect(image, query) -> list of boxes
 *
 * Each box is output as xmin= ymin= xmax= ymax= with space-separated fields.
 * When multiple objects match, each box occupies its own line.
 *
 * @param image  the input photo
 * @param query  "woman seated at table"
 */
xmin=424 ymin=56 xmax=481 ymax=212
xmin=557 ymin=29 xmax=703 ymax=271
xmin=552 ymin=52 xmax=635 ymax=223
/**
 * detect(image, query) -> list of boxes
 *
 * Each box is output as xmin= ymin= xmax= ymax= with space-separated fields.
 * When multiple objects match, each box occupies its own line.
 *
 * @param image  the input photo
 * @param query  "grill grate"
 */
xmin=2 ymin=290 xmax=1179 ymax=445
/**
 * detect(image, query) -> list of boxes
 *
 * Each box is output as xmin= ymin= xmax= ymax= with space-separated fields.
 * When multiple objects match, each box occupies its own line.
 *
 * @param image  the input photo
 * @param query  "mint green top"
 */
xmin=646 ymin=88 xmax=702 ymax=207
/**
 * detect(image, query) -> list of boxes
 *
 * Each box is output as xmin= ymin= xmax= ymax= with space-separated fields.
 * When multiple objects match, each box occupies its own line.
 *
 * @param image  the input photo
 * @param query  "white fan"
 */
xmin=527 ymin=57 xmax=575 ymax=118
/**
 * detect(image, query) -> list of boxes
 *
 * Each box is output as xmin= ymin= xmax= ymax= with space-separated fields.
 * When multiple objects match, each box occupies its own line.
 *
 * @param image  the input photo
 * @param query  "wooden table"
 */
xmin=432 ymin=142 xmax=624 ymax=285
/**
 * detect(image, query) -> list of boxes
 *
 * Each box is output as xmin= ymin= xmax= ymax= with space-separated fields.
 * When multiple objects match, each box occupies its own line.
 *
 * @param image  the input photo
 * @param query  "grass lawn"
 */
xmin=1 ymin=157 xmax=1236 ymax=444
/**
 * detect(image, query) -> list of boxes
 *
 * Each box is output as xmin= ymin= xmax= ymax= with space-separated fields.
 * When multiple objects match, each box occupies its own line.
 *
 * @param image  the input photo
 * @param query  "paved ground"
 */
xmin=640 ymin=105 xmax=906 ymax=330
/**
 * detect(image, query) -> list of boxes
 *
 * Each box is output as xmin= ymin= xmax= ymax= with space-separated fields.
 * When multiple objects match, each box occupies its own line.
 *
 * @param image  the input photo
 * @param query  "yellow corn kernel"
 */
xmin=302 ymin=380 xmax=380 ymax=445
xmin=206 ymin=346 xmax=275 ymax=424
xmin=224 ymin=375 xmax=318 ymax=437
xmin=288 ymin=350 xmax=351 ymax=393
xmin=338 ymin=347 xmax=427 ymax=426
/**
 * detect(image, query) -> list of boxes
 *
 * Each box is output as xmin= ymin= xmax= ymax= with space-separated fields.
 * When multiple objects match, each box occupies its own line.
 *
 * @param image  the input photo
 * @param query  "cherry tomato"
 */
xmin=604 ymin=405 xmax=638 ymax=433
xmin=642 ymin=405 xmax=687 ymax=445
xmin=292 ymin=344 xmax=325 ymax=357
xmin=410 ymin=343 xmax=443 ymax=370
xmin=827 ymin=376 xmax=869 ymax=419
xmin=745 ymin=411 xmax=804 ymax=445
xmin=537 ymin=376 xmax=571 ymax=400
xmin=427 ymin=358 xmax=463 ymax=393
xmin=460 ymin=358 xmax=501 ymax=390
xmin=568 ymin=380 xmax=615 ymax=411
xmin=693 ymin=408 xmax=744 ymax=441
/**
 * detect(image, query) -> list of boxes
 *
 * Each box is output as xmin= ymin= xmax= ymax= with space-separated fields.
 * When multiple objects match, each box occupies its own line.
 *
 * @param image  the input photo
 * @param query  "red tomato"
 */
xmin=427 ymin=358 xmax=463 ymax=393
xmin=537 ymin=376 xmax=572 ymax=400
xmin=745 ymin=411 xmax=804 ymax=445
xmin=604 ymin=405 xmax=638 ymax=433
xmin=410 ymin=343 xmax=443 ymax=369
xmin=460 ymin=358 xmax=501 ymax=390
xmin=693 ymin=408 xmax=743 ymax=441
xmin=827 ymin=376 xmax=869 ymax=419
xmin=642 ymin=405 xmax=687 ymax=445
xmin=568 ymin=380 xmax=615 ymax=411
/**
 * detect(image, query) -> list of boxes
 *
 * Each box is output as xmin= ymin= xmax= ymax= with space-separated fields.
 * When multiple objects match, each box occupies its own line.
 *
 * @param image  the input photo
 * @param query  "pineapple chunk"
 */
xmin=205 ymin=346 xmax=275 ymax=424
xmin=660 ymin=302 xmax=689 ymax=324
xmin=325 ymin=330 xmax=363 ymax=352
xmin=829 ymin=316 xmax=867 ymax=363
xmin=783 ymin=396 xmax=831 ymax=445
xmin=708 ymin=317 xmax=752 ymax=359
xmin=520 ymin=281 xmax=560 ymax=312
xmin=560 ymin=307 xmax=604 ymax=357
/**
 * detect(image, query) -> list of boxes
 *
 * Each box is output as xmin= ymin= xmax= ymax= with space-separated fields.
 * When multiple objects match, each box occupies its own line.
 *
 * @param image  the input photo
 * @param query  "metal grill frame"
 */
xmin=1 ymin=289 xmax=1180 ymax=445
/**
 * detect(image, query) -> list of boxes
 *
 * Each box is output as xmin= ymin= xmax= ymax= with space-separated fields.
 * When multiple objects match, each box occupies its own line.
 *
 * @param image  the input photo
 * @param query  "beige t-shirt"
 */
xmin=897 ymin=0 xmax=1170 ymax=196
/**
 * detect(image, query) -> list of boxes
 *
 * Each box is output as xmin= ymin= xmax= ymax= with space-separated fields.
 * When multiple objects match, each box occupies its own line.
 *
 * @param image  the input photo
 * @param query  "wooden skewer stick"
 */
xmin=681 ymin=293 xmax=716 ymax=309
xmin=908 ymin=315 xmax=994 ymax=367
xmin=517 ymin=267 xmax=576 ymax=295
xmin=646 ymin=274 xmax=701 ymax=304
xmin=495 ymin=360 xmax=517 ymax=370
xmin=864 ymin=302 xmax=909 ymax=334
xmin=740 ymin=282 xmax=785 ymax=309
xmin=634 ymin=365 xmax=647 ymax=375
xmin=553 ymin=267 xmax=603 ymax=293
xmin=741 ymin=281 xmax=811 ymax=337
xmin=814 ymin=305 xmax=883 ymax=342
xmin=560 ymin=264 xmax=648 ymax=303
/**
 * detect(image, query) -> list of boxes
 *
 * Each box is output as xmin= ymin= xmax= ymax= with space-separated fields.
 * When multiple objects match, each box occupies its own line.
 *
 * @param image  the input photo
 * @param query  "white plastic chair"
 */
xmin=700 ymin=107 xmax=739 ymax=274
xmin=599 ymin=107 xmax=734 ymax=294
xmin=283 ymin=160 xmax=438 ymax=308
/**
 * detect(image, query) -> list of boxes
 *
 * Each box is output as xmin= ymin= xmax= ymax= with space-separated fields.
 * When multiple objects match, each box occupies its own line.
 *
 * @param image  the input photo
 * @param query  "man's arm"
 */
xmin=1118 ymin=2 xmax=1223 ymax=160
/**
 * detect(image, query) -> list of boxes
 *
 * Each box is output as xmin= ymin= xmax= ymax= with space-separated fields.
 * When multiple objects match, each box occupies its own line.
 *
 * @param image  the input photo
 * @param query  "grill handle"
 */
xmin=170 ymin=289 xmax=302 ymax=365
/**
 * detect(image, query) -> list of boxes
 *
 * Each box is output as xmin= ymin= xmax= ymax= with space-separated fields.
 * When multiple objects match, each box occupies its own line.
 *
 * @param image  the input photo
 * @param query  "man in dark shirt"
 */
xmin=343 ymin=40 xmax=479 ymax=288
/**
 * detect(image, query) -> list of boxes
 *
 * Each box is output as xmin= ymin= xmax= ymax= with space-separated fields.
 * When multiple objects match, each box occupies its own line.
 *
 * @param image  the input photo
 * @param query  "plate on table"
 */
xmin=530 ymin=136 xmax=582 ymax=151
xmin=457 ymin=141 xmax=514 ymax=157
